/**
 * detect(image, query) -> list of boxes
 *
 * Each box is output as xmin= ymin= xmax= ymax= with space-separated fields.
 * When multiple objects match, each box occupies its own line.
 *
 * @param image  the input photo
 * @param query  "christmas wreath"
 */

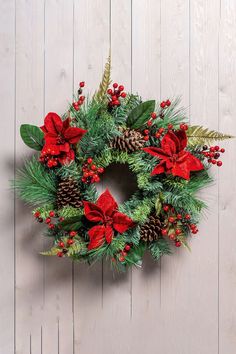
xmin=15 ymin=57 xmax=233 ymax=271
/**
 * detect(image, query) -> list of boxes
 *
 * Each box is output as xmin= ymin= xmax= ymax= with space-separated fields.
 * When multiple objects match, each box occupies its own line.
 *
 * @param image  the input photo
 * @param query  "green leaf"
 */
xmin=59 ymin=216 xmax=83 ymax=231
xmin=126 ymin=100 xmax=155 ymax=129
xmin=187 ymin=125 xmax=234 ymax=147
xmin=20 ymin=124 xmax=44 ymax=150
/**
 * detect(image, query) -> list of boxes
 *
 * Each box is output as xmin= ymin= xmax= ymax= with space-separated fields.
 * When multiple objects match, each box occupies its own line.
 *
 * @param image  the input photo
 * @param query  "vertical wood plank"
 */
xmin=15 ymin=1 xmax=45 ymax=353
xmin=73 ymin=1 xmax=110 ymax=353
xmin=43 ymin=1 xmax=74 ymax=353
xmin=0 ymin=1 xmax=15 ymax=353
xmin=131 ymin=1 xmax=162 ymax=353
xmin=219 ymin=2 xmax=236 ymax=353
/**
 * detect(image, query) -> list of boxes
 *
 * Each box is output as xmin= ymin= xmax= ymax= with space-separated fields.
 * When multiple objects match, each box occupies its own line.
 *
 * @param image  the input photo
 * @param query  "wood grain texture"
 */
xmin=0 ymin=0 xmax=236 ymax=353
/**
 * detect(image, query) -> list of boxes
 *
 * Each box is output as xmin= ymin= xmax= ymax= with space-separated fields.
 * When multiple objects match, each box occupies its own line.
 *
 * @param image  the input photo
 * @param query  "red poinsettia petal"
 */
xmin=40 ymin=125 xmax=48 ymax=133
xmin=64 ymin=127 xmax=87 ymax=144
xmin=185 ymin=152 xmax=204 ymax=171
xmin=151 ymin=161 xmax=166 ymax=175
xmin=88 ymin=225 xmax=106 ymax=250
xmin=59 ymin=142 xmax=70 ymax=153
xmin=172 ymin=161 xmax=191 ymax=180
xmin=143 ymin=147 xmax=169 ymax=159
xmin=174 ymin=130 xmax=187 ymax=151
xmin=161 ymin=131 xmax=180 ymax=155
xmin=83 ymin=201 xmax=104 ymax=222
xmin=104 ymin=226 xmax=113 ymax=244
xmin=44 ymin=112 xmax=63 ymax=135
xmin=44 ymin=134 xmax=58 ymax=145
xmin=112 ymin=212 xmax=135 ymax=233
xmin=97 ymin=189 xmax=118 ymax=216
xmin=62 ymin=117 xmax=71 ymax=131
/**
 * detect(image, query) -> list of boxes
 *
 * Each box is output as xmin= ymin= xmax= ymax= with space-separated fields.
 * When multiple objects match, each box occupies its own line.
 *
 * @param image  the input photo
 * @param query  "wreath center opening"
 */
xmin=96 ymin=163 xmax=138 ymax=204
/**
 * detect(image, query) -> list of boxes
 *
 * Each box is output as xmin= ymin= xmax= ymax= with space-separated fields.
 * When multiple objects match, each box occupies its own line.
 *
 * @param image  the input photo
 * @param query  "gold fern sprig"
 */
xmin=187 ymin=125 xmax=234 ymax=147
xmin=93 ymin=52 xmax=111 ymax=103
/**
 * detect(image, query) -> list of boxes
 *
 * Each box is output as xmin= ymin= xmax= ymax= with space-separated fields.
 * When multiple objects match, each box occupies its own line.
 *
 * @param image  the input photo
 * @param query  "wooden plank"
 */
xmin=0 ymin=1 xmax=15 ymax=353
xmin=73 ymin=1 xmax=110 ymax=353
xmin=14 ymin=1 xmax=45 ymax=353
xmin=130 ymin=1 xmax=162 ymax=353
xmin=219 ymin=2 xmax=236 ymax=353
xmin=43 ymin=1 xmax=74 ymax=353
xmin=159 ymin=1 xmax=219 ymax=353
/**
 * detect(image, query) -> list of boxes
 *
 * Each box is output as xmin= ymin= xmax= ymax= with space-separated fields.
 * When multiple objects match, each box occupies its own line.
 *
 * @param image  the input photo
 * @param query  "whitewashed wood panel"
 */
xmin=0 ymin=1 xmax=15 ymax=354
xmin=0 ymin=0 xmax=236 ymax=353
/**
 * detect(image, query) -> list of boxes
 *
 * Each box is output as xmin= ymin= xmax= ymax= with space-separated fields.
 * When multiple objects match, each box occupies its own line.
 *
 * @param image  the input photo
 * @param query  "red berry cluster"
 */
xmin=57 ymin=231 xmax=77 ymax=257
xmin=107 ymin=83 xmax=126 ymax=108
xmin=154 ymin=127 xmax=165 ymax=139
xmin=81 ymin=158 xmax=104 ymax=184
xmin=142 ymin=112 xmax=159 ymax=141
xmin=118 ymin=244 xmax=131 ymax=262
xmin=161 ymin=204 xmax=198 ymax=247
xmin=179 ymin=123 xmax=188 ymax=131
xmin=160 ymin=99 xmax=171 ymax=109
xmin=34 ymin=210 xmax=57 ymax=230
xmin=72 ymin=82 xmax=85 ymax=111
xmin=39 ymin=146 xmax=59 ymax=168
xmin=201 ymin=145 xmax=225 ymax=167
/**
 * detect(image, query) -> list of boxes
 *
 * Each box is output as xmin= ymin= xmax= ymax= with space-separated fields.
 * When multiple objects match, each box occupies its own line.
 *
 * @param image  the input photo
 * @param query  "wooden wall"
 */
xmin=1 ymin=1 xmax=236 ymax=353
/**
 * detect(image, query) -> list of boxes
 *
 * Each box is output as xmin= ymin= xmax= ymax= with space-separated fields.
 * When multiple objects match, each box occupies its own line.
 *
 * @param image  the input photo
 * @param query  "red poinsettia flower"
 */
xmin=143 ymin=130 xmax=204 ymax=180
xmin=40 ymin=112 xmax=87 ymax=166
xmin=83 ymin=189 xmax=135 ymax=250
xmin=41 ymin=112 xmax=87 ymax=146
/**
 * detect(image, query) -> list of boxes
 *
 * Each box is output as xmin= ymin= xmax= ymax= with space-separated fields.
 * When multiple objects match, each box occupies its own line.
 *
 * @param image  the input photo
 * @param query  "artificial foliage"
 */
xmin=15 ymin=58 xmax=233 ymax=271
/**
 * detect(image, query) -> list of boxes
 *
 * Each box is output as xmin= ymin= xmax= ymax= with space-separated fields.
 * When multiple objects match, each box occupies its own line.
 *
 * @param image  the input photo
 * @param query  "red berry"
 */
xmin=84 ymin=172 xmax=89 ymax=178
xmin=175 ymin=229 xmax=181 ymax=235
xmin=49 ymin=223 xmax=54 ymax=229
xmin=87 ymin=157 xmax=93 ymax=164
xmin=114 ymin=100 xmax=120 ymax=106
xmin=168 ymin=216 xmax=175 ymax=223
xmin=122 ymin=251 xmax=127 ymax=257
xmin=58 ymin=241 xmax=65 ymax=248
xmin=175 ymin=241 xmax=181 ymax=247
xmin=119 ymin=255 xmax=125 ymax=262
xmin=81 ymin=177 xmax=87 ymax=183
xmin=111 ymin=95 xmax=117 ymax=101
xmin=144 ymin=129 xmax=149 ymax=135
xmin=163 ymin=205 xmax=169 ymax=212
xmin=88 ymin=170 xmax=94 ymax=176
xmin=220 ymin=148 xmax=225 ymax=153
xmin=69 ymin=231 xmax=77 ymax=237
xmin=113 ymin=83 xmax=118 ymax=88
xmin=73 ymin=102 xmax=79 ymax=111
xmin=169 ymin=234 xmax=176 ymax=241
xmin=217 ymin=161 xmax=222 ymax=167
xmin=168 ymin=123 xmax=173 ymax=130
xmin=192 ymin=229 xmax=198 ymax=234
xmin=45 ymin=217 xmax=51 ymax=224
xmin=49 ymin=211 xmax=55 ymax=217
xmin=185 ymin=214 xmax=191 ymax=220
xmin=144 ymin=135 xmax=149 ymax=141
xmin=34 ymin=211 xmax=41 ymax=218
xmin=57 ymin=251 xmax=64 ymax=257
xmin=107 ymin=89 xmax=113 ymax=95
xmin=212 ymin=160 xmax=216 ymax=164
xmin=79 ymin=81 xmax=85 ymax=87
xmin=38 ymin=217 xmax=43 ymax=223
xmin=210 ymin=146 xmax=215 ymax=152
xmin=93 ymin=174 xmax=100 ymax=182
xmin=118 ymin=85 xmax=124 ymax=91
xmin=121 ymin=92 xmax=126 ymax=98
xmin=180 ymin=123 xmax=185 ymax=130
xmin=59 ymin=217 xmax=65 ymax=222
xmin=91 ymin=164 xmax=97 ymax=171
xmin=214 ymin=146 xmax=219 ymax=151
xmin=161 ymin=229 xmax=168 ymax=236
xmin=125 ymin=244 xmax=131 ymax=251
xmin=158 ymin=128 xmax=165 ymax=134
xmin=147 ymin=120 xmax=152 ymax=127
xmin=155 ymin=132 xmax=161 ymax=139
xmin=151 ymin=112 xmax=157 ymax=119
xmin=97 ymin=167 xmax=104 ymax=174
xmin=166 ymin=99 xmax=171 ymax=106
xmin=67 ymin=239 xmax=74 ymax=245
xmin=177 ymin=214 xmax=182 ymax=220
xmin=160 ymin=101 xmax=166 ymax=109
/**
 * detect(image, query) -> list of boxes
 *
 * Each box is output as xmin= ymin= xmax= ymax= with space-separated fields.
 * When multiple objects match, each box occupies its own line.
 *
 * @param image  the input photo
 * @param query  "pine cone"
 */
xmin=57 ymin=178 xmax=83 ymax=209
xmin=110 ymin=128 xmax=145 ymax=152
xmin=140 ymin=215 xmax=163 ymax=242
